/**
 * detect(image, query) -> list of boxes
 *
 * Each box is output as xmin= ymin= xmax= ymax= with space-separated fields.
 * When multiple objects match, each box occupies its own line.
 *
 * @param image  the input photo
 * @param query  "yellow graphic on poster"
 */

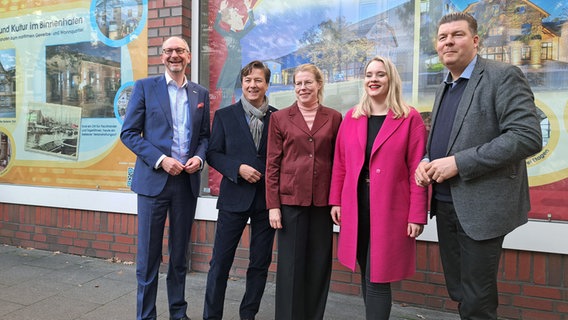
xmin=0 ymin=0 xmax=147 ymax=191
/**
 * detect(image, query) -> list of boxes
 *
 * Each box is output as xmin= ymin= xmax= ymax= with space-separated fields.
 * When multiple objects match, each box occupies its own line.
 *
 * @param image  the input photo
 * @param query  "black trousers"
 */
xmin=435 ymin=200 xmax=504 ymax=320
xmin=357 ymin=178 xmax=392 ymax=320
xmin=203 ymin=192 xmax=275 ymax=320
xmin=275 ymin=205 xmax=333 ymax=320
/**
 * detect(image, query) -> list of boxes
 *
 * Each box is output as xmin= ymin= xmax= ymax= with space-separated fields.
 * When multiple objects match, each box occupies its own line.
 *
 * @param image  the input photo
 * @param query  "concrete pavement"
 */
xmin=0 ymin=244 xmax=460 ymax=320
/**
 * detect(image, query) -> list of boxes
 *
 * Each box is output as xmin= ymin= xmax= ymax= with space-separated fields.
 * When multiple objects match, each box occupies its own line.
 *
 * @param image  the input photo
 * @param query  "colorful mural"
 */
xmin=199 ymin=0 xmax=568 ymax=221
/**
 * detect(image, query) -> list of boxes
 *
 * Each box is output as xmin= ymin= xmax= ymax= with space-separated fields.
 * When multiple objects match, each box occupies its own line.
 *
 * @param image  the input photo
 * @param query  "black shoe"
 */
xmin=241 ymin=317 xmax=255 ymax=320
xmin=170 ymin=316 xmax=190 ymax=320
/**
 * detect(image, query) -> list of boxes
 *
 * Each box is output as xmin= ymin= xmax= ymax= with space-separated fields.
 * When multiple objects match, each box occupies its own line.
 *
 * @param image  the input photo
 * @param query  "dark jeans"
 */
xmin=203 ymin=200 xmax=275 ymax=320
xmin=435 ymin=200 xmax=504 ymax=320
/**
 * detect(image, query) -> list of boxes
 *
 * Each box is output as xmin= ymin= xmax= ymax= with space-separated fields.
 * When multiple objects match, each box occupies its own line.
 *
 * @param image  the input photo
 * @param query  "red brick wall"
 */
xmin=0 ymin=203 xmax=138 ymax=262
xmin=147 ymin=0 xmax=191 ymax=77
xmin=1 ymin=204 xmax=567 ymax=319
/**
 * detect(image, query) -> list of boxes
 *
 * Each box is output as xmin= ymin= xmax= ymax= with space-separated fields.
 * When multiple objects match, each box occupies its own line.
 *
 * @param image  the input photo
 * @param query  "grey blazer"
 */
xmin=428 ymin=56 xmax=542 ymax=241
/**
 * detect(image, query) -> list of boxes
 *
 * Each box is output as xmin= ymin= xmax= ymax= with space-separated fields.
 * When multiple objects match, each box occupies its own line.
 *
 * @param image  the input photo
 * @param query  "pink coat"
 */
xmin=329 ymin=107 xmax=428 ymax=283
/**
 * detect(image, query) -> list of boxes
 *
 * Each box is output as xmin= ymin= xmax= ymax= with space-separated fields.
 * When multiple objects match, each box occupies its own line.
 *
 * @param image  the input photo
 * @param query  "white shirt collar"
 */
xmin=165 ymin=72 xmax=188 ymax=88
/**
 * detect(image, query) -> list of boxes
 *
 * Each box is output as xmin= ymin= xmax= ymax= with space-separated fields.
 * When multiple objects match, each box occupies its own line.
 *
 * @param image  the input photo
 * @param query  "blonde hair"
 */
xmin=293 ymin=64 xmax=325 ymax=104
xmin=352 ymin=56 xmax=409 ymax=119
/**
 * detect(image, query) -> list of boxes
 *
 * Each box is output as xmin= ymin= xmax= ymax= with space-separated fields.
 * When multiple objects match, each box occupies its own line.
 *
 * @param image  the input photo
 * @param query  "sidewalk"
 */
xmin=0 ymin=244 xmax=459 ymax=320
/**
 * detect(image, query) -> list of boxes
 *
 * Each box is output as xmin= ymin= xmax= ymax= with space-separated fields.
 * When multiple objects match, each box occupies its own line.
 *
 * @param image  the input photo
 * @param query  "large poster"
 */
xmin=199 ymin=0 xmax=568 ymax=222
xmin=0 ymin=0 xmax=146 ymax=191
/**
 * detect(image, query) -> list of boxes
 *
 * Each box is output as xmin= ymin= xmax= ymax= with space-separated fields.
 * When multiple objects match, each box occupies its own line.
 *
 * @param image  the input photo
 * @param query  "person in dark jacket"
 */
xmin=204 ymin=60 xmax=276 ymax=320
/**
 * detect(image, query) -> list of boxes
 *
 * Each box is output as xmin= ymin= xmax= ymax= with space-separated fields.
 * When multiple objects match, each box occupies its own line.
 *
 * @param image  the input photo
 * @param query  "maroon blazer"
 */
xmin=266 ymin=103 xmax=342 ymax=209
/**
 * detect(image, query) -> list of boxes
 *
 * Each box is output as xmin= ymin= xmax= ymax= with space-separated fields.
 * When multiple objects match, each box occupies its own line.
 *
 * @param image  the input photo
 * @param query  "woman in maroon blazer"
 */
xmin=329 ymin=56 xmax=428 ymax=319
xmin=266 ymin=64 xmax=342 ymax=320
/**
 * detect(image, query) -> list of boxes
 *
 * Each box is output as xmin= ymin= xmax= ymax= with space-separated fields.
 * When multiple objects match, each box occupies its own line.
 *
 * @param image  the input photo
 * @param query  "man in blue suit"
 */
xmin=121 ymin=36 xmax=210 ymax=320
xmin=203 ymin=60 xmax=276 ymax=320
xmin=415 ymin=13 xmax=542 ymax=319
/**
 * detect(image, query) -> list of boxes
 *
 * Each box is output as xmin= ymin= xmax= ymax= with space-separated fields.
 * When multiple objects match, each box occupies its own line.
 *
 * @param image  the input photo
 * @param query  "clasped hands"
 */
xmin=162 ymin=156 xmax=201 ymax=176
xmin=414 ymin=155 xmax=458 ymax=187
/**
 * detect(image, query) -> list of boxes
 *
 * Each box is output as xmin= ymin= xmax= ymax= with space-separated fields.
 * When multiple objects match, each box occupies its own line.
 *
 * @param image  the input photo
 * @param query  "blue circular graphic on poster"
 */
xmin=114 ymin=81 xmax=135 ymax=124
xmin=90 ymin=0 xmax=148 ymax=47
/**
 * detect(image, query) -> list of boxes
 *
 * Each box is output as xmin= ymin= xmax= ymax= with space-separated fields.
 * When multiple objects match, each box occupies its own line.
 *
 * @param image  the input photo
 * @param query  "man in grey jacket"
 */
xmin=415 ymin=12 xmax=542 ymax=320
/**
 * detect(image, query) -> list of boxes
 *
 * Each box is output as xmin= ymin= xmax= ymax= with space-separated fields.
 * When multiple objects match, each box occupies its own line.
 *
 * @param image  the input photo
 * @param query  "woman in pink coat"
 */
xmin=329 ymin=56 xmax=428 ymax=319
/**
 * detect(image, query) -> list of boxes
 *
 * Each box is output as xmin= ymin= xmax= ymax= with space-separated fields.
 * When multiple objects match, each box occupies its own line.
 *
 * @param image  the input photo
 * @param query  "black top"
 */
xmin=361 ymin=115 xmax=386 ymax=180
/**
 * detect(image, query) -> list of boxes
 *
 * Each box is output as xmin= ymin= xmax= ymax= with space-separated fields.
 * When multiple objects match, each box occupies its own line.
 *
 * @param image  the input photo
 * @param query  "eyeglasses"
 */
xmin=294 ymin=80 xmax=315 ymax=88
xmin=162 ymin=48 xmax=188 ymax=56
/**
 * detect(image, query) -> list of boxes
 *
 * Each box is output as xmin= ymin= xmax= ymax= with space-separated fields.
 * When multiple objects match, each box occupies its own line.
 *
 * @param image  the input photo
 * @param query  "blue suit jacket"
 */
xmin=121 ymin=75 xmax=210 ymax=197
xmin=206 ymin=101 xmax=277 ymax=212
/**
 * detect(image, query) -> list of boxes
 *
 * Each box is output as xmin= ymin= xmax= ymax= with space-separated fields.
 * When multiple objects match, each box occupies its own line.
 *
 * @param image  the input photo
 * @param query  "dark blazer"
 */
xmin=206 ymin=101 xmax=277 ymax=212
xmin=428 ymin=56 xmax=542 ymax=240
xmin=266 ymin=103 xmax=342 ymax=209
xmin=120 ymin=75 xmax=210 ymax=197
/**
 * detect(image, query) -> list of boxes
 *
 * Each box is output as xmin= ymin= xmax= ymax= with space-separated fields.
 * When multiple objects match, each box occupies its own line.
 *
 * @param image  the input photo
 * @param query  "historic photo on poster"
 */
xmin=25 ymin=102 xmax=81 ymax=160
